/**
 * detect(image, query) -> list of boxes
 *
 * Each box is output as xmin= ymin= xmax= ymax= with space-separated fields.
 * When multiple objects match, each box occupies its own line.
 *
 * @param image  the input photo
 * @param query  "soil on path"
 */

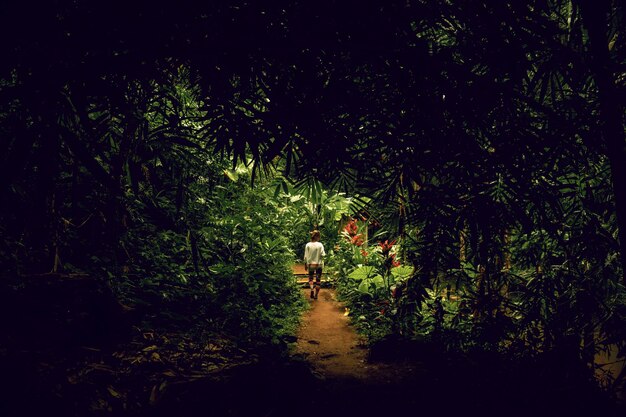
xmin=294 ymin=288 xmax=408 ymax=383
xmin=295 ymin=288 xmax=369 ymax=379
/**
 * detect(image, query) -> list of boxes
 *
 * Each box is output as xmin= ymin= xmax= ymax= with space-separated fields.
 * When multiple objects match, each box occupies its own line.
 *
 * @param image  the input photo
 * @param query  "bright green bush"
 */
xmin=202 ymin=186 xmax=306 ymax=345
xmin=104 ymin=157 xmax=306 ymax=347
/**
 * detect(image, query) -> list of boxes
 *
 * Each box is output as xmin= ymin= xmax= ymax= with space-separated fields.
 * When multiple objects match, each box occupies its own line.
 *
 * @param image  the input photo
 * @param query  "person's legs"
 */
xmin=314 ymin=268 xmax=322 ymax=299
xmin=308 ymin=268 xmax=315 ymax=299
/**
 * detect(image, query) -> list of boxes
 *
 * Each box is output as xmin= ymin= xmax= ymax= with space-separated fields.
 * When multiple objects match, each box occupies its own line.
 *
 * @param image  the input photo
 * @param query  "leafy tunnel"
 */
xmin=1 ymin=1 xmax=626 ymax=416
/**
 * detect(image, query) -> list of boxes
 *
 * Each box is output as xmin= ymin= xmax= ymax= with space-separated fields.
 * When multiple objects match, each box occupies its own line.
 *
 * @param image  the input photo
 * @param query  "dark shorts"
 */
xmin=308 ymin=266 xmax=322 ymax=282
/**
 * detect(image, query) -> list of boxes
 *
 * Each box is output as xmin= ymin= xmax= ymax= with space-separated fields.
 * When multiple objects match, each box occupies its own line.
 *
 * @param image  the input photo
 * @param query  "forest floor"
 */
xmin=2 ymin=276 xmax=624 ymax=417
xmin=294 ymin=288 xmax=412 ymax=381
xmin=274 ymin=286 xmax=620 ymax=417
xmin=259 ymin=286 xmax=623 ymax=417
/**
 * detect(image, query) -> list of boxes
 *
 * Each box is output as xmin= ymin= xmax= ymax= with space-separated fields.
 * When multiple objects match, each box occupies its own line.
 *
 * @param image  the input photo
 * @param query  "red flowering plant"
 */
xmin=337 ymin=220 xmax=409 ymax=294
xmin=343 ymin=219 xmax=359 ymax=237
xmin=333 ymin=227 xmax=416 ymax=340
xmin=341 ymin=237 xmax=415 ymax=339
xmin=379 ymin=239 xmax=401 ymax=269
xmin=351 ymin=234 xmax=365 ymax=246
xmin=346 ymin=238 xmax=404 ymax=296
xmin=376 ymin=240 xmax=400 ymax=293
xmin=379 ymin=239 xmax=396 ymax=255
xmin=332 ymin=219 xmax=371 ymax=280
xmin=342 ymin=219 xmax=365 ymax=247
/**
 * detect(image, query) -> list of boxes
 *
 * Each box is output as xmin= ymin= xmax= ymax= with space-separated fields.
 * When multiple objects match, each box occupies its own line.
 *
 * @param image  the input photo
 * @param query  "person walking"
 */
xmin=304 ymin=230 xmax=325 ymax=300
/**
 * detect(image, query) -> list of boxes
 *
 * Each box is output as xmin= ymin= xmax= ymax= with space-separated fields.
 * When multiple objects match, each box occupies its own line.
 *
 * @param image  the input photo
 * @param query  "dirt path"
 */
xmin=294 ymin=288 xmax=403 ymax=382
xmin=295 ymin=288 xmax=369 ymax=378
xmin=154 ymin=285 xmax=623 ymax=417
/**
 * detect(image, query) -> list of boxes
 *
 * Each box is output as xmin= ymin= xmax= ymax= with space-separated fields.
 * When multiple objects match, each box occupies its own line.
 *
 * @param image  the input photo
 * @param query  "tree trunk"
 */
xmin=579 ymin=0 xmax=626 ymax=285
xmin=459 ymin=225 xmax=467 ymax=264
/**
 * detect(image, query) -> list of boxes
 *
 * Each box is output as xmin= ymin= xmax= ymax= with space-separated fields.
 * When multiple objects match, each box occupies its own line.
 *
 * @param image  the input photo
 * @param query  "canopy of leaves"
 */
xmin=1 ymin=0 xmax=626 ymax=403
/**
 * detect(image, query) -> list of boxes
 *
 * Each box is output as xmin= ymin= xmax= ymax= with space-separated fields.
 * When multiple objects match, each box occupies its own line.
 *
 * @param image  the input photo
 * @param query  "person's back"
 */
xmin=304 ymin=230 xmax=325 ymax=299
xmin=304 ymin=241 xmax=325 ymax=267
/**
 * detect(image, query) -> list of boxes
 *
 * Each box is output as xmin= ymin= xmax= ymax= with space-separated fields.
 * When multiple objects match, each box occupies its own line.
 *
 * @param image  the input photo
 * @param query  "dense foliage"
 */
xmin=0 ymin=63 xmax=306 ymax=347
xmin=2 ymin=0 xmax=626 ymax=412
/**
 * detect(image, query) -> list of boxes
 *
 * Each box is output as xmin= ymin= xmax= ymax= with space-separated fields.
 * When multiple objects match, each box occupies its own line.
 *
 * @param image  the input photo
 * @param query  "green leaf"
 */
xmin=391 ymin=266 xmax=413 ymax=280
xmin=371 ymin=274 xmax=385 ymax=288
xmin=348 ymin=266 xmax=378 ymax=280
xmin=314 ymin=179 xmax=323 ymax=205
xmin=358 ymin=279 xmax=372 ymax=295
xmin=224 ymin=169 xmax=239 ymax=182
xmin=311 ymin=179 xmax=317 ymax=204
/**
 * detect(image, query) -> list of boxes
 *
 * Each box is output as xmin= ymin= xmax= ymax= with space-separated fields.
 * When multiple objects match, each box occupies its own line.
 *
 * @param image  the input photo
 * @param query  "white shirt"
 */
xmin=304 ymin=241 xmax=326 ymax=266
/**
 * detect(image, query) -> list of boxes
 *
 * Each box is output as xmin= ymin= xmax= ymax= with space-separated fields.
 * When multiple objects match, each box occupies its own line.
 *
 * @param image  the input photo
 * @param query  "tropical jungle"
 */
xmin=1 ymin=1 xmax=626 ymax=416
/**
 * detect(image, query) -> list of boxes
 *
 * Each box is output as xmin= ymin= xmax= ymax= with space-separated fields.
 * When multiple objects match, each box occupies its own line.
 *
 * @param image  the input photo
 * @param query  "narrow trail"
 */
xmin=155 ymin=275 xmax=623 ymax=417
xmin=293 ymin=287 xmax=413 ymax=383
xmin=289 ymin=287 xmax=621 ymax=417
xmin=290 ymin=287 xmax=422 ymax=417
xmin=294 ymin=288 xmax=372 ymax=379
